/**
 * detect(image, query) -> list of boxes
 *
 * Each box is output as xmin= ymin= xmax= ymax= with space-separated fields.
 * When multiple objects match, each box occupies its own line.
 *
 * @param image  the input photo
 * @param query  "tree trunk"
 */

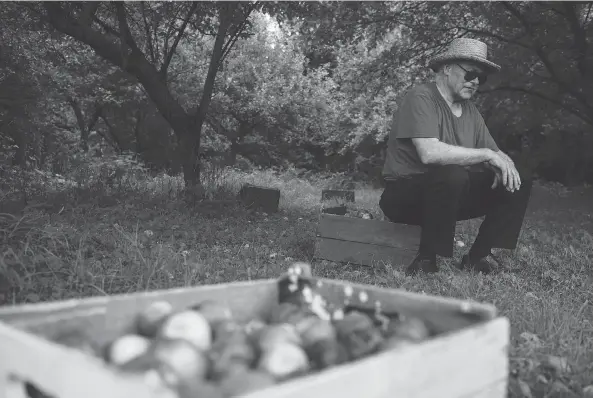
xmin=184 ymin=4 xmax=232 ymax=189
xmin=134 ymin=109 xmax=143 ymax=156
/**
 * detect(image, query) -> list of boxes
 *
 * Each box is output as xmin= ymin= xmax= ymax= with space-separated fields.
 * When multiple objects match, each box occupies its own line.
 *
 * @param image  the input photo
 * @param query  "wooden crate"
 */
xmin=321 ymin=189 xmax=355 ymax=203
xmin=0 ymin=279 xmax=509 ymax=398
xmin=238 ymin=184 xmax=280 ymax=213
xmin=315 ymin=213 xmax=421 ymax=267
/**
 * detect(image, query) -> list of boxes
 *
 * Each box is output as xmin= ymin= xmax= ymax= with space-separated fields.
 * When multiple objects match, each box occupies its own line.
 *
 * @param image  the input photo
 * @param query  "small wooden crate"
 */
xmin=238 ymin=184 xmax=280 ymax=213
xmin=0 ymin=279 xmax=509 ymax=398
xmin=315 ymin=213 xmax=421 ymax=267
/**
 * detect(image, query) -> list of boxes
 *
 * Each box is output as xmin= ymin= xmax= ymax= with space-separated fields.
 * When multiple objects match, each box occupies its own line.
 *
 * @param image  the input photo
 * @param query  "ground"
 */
xmin=1 ymin=168 xmax=592 ymax=397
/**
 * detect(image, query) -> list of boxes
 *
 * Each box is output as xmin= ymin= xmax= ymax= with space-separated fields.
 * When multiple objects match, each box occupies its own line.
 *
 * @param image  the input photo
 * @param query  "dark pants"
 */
xmin=379 ymin=165 xmax=533 ymax=258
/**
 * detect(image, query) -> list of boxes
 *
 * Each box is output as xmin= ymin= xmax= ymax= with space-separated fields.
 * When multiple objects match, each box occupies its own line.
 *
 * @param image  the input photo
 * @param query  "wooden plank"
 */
xmin=315 ymin=237 xmax=417 ymax=267
xmin=321 ymin=189 xmax=355 ymax=203
xmin=317 ymin=213 xmax=421 ymax=249
xmin=238 ymin=184 xmax=280 ymax=213
xmin=0 ymin=297 xmax=110 ymax=324
xmin=0 ymin=322 xmax=166 ymax=398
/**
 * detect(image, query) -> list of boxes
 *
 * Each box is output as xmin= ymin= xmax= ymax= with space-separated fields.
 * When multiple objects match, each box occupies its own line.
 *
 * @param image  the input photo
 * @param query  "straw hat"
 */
xmin=428 ymin=38 xmax=501 ymax=73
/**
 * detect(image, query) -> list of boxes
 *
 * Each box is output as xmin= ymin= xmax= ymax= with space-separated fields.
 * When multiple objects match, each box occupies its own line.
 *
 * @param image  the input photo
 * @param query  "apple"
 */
xmin=392 ymin=317 xmax=430 ymax=342
xmin=210 ymin=329 xmax=257 ymax=380
xmin=158 ymin=310 xmax=212 ymax=351
xmin=334 ymin=311 xmax=384 ymax=360
xmin=296 ymin=316 xmax=336 ymax=348
xmin=257 ymin=324 xmax=302 ymax=352
xmin=136 ymin=300 xmax=174 ymax=338
xmin=151 ymin=338 xmax=210 ymax=386
xmin=106 ymin=334 xmax=151 ymax=366
xmin=306 ymin=338 xmax=348 ymax=370
xmin=258 ymin=343 xmax=309 ymax=380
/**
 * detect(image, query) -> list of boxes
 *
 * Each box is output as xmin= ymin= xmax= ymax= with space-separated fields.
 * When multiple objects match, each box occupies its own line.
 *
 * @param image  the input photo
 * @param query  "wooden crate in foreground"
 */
xmin=315 ymin=213 xmax=421 ymax=267
xmin=0 ymin=279 xmax=509 ymax=398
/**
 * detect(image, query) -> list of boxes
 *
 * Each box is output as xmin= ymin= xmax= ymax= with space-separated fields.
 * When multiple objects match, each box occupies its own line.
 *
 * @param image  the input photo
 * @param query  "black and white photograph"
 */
xmin=0 ymin=1 xmax=591 ymax=397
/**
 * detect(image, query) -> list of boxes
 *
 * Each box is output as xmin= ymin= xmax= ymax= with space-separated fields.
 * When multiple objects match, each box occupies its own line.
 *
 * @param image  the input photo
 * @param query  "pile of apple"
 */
xmin=48 ymin=263 xmax=432 ymax=398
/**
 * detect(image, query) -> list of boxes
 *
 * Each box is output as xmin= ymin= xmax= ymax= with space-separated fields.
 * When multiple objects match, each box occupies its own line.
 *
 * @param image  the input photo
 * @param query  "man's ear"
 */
xmin=441 ymin=64 xmax=453 ymax=76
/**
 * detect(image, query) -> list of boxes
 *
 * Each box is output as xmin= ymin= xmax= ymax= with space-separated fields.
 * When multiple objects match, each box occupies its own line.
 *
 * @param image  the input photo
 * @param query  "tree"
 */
xmin=40 ymin=1 xmax=258 ymax=189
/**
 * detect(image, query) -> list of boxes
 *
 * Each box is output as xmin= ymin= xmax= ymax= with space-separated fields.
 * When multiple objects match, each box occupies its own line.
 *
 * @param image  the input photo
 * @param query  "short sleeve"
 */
xmin=394 ymin=92 xmax=439 ymax=139
xmin=474 ymin=110 xmax=499 ymax=151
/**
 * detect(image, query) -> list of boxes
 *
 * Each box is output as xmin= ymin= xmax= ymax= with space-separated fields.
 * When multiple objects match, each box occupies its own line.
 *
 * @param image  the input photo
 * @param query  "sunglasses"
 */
xmin=457 ymin=64 xmax=488 ymax=84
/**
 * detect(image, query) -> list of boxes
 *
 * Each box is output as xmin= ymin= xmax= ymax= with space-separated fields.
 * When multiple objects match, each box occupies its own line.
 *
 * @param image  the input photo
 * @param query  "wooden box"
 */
xmin=315 ymin=213 xmax=421 ymax=267
xmin=238 ymin=184 xmax=280 ymax=213
xmin=0 ymin=279 xmax=509 ymax=398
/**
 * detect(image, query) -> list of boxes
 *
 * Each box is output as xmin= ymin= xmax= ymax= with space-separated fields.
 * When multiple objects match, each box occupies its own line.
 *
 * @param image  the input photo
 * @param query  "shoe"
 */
xmin=459 ymin=252 xmax=503 ymax=274
xmin=405 ymin=254 xmax=438 ymax=276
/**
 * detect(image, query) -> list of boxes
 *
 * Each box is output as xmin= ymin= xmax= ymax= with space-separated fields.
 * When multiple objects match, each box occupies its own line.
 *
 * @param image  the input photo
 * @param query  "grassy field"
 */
xmin=1 ymin=167 xmax=592 ymax=397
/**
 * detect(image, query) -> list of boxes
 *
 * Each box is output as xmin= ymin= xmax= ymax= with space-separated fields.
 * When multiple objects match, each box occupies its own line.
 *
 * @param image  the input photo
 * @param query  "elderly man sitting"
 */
xmin=380 ymin=38 xmax=533 ymax=276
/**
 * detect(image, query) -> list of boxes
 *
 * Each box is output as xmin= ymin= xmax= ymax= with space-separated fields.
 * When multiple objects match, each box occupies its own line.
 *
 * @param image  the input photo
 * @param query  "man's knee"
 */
xmin=427 ymin=165 xmax=470 ymax=190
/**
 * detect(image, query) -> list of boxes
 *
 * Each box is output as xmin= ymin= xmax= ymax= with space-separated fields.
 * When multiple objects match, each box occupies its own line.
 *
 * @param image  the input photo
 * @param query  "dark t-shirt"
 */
xmin=382 ymin=82 xmax=499 ymax=180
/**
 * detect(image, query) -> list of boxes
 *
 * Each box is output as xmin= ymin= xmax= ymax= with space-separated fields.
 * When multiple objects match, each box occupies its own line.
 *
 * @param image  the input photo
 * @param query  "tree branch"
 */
xmin=502 ymin=1 xmax=592 ymax=111
xmin=140 ymin=2 xmax=157 ymax=64
xmin=193 ymin=4 xmax=232 ymax=127
xmin=456 ymin=26 xmax=531 ymax=49
xmin=92 ymin=15 xmax=120 ymax=37
xmin=98 ymin=113 xmax=122 ymax=152
xmin=562 ymin=2 xmax=591 ymax=78
xmin=584 ymin=2 xmax=593 ymax=25
xmin=482 ymin=85 xmax=592 ymax=125
xmin=220 ymin=4 xmax=256 ymax=64
xmin=43 ymin=2 xmax=194 ymax=140
xmin=78 ymin=3 xmax=100 ymax=26
xmin=159 ymin=2 xmax=198 ymax=81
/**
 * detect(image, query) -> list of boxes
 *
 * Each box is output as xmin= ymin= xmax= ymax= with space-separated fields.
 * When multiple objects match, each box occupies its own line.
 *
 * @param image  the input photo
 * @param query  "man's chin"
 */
xmin=460 ymin=89 xmax=475 ymax=100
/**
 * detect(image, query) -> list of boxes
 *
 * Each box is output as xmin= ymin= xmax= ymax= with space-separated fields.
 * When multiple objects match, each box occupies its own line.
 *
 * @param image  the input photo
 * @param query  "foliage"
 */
xmin=2 ymin=0 xmax=593 ymax=190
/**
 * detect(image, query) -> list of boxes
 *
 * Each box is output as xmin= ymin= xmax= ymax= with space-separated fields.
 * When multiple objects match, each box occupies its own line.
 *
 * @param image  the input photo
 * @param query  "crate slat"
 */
xmin=317 ymin=213 xmax=421 ymax=248
xmin=0 ymin=322 xmax=163 ymax=398
xmin=315 ymin=238 xmax=417 ymax=267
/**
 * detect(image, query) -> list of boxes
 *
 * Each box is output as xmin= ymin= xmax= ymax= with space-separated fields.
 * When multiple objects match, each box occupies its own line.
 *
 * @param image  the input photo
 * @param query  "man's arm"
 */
xmin=412 ymin=138 xmax=495 ymax=166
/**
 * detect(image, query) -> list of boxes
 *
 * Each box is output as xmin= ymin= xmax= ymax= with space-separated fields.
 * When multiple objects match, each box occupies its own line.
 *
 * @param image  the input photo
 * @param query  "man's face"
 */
xmin=445 ymin=62 xmax=487 ymax=101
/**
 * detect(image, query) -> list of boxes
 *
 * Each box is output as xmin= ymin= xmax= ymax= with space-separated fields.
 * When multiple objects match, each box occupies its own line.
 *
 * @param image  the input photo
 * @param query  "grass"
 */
xmin=1 ymin=166 xmax=592 ymax=397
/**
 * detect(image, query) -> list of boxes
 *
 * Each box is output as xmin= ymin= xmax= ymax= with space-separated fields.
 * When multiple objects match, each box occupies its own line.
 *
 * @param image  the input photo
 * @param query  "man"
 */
xmin=380 ymin=38 xmax=533 ymax=276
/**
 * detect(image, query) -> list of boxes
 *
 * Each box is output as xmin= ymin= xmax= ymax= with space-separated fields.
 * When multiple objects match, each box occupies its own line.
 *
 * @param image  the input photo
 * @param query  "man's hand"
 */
xmin=497 ymin=150 xmax=515 ymax=166
xmin=487 ymin=151 xmax=521 ymax=192
xmin=484 ymin=161 xmax=502 ymax=189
